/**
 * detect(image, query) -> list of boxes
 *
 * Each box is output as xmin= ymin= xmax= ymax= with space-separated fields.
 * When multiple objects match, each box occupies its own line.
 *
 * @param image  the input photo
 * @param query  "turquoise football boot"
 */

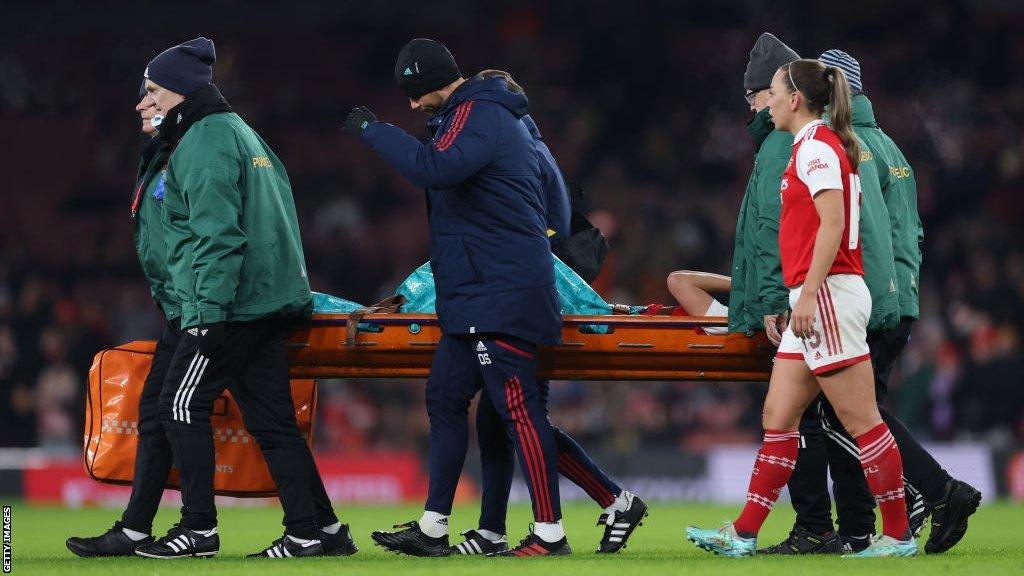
xmin=685 ymin=522 xmax=756 ymax=557
xmin=842 ymin=535 xmax=918 ymax=558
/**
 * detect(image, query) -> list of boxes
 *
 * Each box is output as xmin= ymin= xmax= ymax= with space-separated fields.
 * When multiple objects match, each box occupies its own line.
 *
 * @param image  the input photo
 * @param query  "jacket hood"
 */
xmin=440 ymin=76 xmax=529 ymax=119
xmin=823 ymin=94 xmax=877 ymax=129
xmin=521 ymin=114 xmax=542 ymax=139
xmin=850 ymin=94 xmax=877 ymax=127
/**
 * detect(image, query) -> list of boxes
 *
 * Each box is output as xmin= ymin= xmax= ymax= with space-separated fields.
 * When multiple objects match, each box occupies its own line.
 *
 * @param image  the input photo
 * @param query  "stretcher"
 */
xmin=286 ymin=313 xmax=775 ymax=382
xmin=84 ymin=313 xmax=772 ymax=496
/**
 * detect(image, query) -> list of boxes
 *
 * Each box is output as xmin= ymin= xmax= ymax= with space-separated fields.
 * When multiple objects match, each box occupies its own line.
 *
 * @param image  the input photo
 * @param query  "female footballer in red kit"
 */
xmin=686 ymin=59 xmax=917 ymax=558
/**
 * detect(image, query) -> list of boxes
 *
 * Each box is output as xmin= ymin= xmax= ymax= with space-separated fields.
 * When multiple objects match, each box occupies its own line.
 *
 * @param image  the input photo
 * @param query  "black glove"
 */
xmin=343 ymin=106 xmax=377 ymax=134
xmin=195 ymin=322 xmax=227 ymax=358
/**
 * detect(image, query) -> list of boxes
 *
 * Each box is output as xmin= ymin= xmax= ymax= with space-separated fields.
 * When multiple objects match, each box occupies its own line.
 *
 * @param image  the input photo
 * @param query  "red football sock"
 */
xmin=642 ymin=303 xmax=664 ymax=315
xmin=733 ymin=429 xmax=799 ymax=536
xmin=856 ymin=423 xmax=908 ymax=540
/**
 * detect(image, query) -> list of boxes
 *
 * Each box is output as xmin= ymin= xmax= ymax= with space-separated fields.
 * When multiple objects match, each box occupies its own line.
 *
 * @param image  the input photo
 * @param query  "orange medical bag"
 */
xmin=84 ymin=341 xmax=317 ymax=497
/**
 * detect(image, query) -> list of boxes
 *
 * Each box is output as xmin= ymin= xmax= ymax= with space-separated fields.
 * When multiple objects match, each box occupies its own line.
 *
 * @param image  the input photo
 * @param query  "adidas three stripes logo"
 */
xmin=172 ymin=351 xmax=209 ymax=424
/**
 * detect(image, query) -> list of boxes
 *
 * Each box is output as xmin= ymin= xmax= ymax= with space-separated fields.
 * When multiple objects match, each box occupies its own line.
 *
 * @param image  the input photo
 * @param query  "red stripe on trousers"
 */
xmin=558 ymin=453 xmax=614 ymax=507
xmin=504 ymin=377 xmax=544 ymax=518
xmin=823 ymin=281 xmax=843 ymax=353
xmin=505 ymin=376 xmax=552 ymax=520
xmin=516 ymin=377 xmax=554 ymax=521
xmin=436 ymin=101 xmax=474 ymax=151
xmin=556 ymin=454 xmax=602 ymax=500
xmin=557 ymin=454 xmax=600 ymax=502
xmin=514 ymin=377 xmax=554 ymax=521
xmin=495 ymin=339 xmax=534 ymax=359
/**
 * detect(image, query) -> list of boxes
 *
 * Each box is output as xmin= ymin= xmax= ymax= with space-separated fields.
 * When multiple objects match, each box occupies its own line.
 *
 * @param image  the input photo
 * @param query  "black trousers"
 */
xmin=788 ymin=319 xmax=953 ymax=536
xmin=121 ymin=322 xmax=181 ymax=533
xmin=144 ymin=320 xmax=335 ymax=539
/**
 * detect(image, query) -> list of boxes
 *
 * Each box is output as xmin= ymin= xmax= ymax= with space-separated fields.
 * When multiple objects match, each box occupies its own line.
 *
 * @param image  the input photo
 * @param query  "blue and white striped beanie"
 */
xmin=819 ymin=49 xmax=862 ymax=94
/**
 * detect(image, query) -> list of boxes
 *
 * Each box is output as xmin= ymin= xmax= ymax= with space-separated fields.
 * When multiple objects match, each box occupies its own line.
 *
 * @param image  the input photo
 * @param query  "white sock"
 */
xmin=418 ymin=511 xmax=449 ymax=538
xmin=605 ymin=490 xmax=633 ymax=514
xmin=533 ymin=520 xmax=564 ymax=543
xmin=848 ymin=533 xmax=872 ymax=547
xmin=192 ymin=527 xmax=217 ymax=537
xmin=321 ymin=522 xmax=342 ymax=535
xmin=121 ymin=527 xmax=149 ymax=541
xmin=476 ymin=529 xmax=505 ymax=542
xmin=287 ymin=535 xmax=321 ymax=546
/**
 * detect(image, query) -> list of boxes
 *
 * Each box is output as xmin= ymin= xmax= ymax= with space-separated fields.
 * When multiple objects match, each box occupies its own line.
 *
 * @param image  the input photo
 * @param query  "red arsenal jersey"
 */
xmin=778 ymin=119 xmax=864 ymax=287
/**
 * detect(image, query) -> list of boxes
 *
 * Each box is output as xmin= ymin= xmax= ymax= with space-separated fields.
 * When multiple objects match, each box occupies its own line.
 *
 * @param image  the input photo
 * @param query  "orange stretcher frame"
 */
xmin=286 ymin=313 xmax=774 ymax=382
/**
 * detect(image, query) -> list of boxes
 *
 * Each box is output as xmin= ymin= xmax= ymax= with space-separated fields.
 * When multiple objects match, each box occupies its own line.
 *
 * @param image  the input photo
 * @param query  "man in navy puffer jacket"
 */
xmin=424 ymin=90 xmax=571 ymax=246
xmin=443 ymin=69 xmax=648 ymax=557
xmin=344 ymin=38 xmax=569 ymax=557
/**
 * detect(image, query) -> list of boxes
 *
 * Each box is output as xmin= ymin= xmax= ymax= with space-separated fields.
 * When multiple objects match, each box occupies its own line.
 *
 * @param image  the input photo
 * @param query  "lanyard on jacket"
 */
xmin=130 ymin=179 xmax=145 ymax=219
xmin=131 ymin=163 xmax=168 ymax=219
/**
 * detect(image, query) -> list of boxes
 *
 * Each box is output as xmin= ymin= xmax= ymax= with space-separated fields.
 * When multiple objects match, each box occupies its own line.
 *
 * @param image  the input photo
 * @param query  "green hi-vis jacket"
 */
xmin=848 ymin=132 xmax=900 ymax=333
xmin=851 ymin=94 xmax=922 ymax=319
xmin=728 ymin=108 xmax=792 ymax=333
xmin=730 ymin=107 xmax=900 ymax=333
xmin=133 ymin=138 xmax=180 ymax=320
xmin=163 ymin=112 xmax=312 ymax=329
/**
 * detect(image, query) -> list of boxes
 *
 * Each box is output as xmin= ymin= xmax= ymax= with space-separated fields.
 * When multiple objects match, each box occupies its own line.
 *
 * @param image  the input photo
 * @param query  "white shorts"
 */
xmin=776 ymin=274 xmax=871 ymax=375
xmin=703 ymin=299 xmax=729 ymax=335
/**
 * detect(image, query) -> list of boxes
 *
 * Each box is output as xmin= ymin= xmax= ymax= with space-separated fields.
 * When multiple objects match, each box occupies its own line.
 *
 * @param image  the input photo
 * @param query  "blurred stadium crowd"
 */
xmin=2 ymin=1 xmax=1022 ymax=453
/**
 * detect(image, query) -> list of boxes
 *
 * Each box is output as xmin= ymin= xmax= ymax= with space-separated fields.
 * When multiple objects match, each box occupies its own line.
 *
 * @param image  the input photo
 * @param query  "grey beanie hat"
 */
xmin=820 ymin=49 xmax=863 ymax=94
xmin=744 ymin=32 xmax=799 ymax=91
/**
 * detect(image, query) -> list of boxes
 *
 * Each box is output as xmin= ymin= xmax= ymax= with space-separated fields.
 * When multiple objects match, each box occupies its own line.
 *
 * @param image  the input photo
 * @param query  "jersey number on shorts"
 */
xmin=848 ymin=174 xmax=862 ymax=250
xmin=801 ymin=328 xmax=823 ymax=351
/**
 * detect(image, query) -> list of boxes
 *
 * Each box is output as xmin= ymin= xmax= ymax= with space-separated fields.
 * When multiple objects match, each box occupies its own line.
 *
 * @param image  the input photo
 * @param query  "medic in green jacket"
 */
xmin=158 ymin=85 xmax=312 ymax=329
xmin=728 ymin=107 xmax=793 ymax=334
xmin=849 ymin=93 xmax=922 ymax=320
xmin=730 ymin=97 xmax=901 ymax=335
xmin=843 ymin=130 xmax=901 ymax=332
xmin=131 ymin=97 xmax=180 ymax=322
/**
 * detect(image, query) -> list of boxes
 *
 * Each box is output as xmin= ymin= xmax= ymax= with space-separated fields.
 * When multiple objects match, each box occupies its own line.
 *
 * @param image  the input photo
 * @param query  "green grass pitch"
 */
xmin=10 ymin=501 xmax=1023 ymax=575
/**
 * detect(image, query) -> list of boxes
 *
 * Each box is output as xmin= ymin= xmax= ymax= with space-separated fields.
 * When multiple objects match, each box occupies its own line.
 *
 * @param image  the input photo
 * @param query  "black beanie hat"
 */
xmin=394 ymin=38 xmax=461 ymax=99
xmin=144 ymin=37 xmax=216 ymax=96
xmin=744 ymin=32 xmax=799 ymax=92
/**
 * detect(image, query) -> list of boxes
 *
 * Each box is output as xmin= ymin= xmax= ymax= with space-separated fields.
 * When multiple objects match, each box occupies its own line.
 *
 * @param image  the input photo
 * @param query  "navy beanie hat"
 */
xmin=144 ymin=37 xmax=216 ymax=96
xmin=820 ymin=49 xmax=863 ymax=94
xmin=394 ymin=38 xmax=461 ymax=99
